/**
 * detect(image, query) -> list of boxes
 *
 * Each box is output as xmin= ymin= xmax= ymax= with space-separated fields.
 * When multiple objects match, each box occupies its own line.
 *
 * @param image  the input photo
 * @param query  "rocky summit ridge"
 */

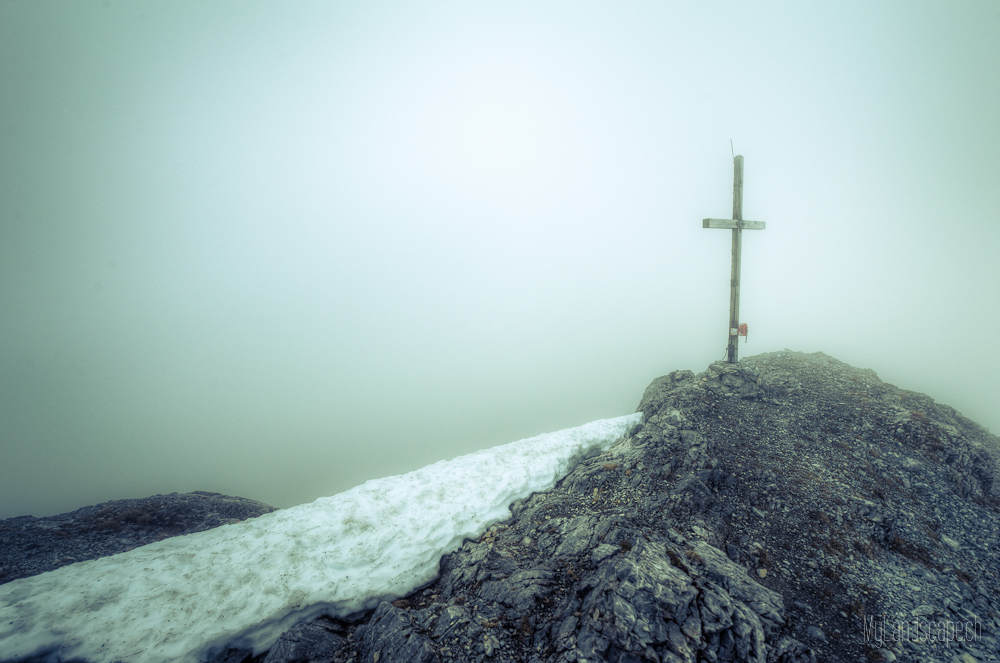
xmin=4 ymin=351 xmax=1000 ymax=663
xmin=0 ymin=491 xmax=276 ymax=586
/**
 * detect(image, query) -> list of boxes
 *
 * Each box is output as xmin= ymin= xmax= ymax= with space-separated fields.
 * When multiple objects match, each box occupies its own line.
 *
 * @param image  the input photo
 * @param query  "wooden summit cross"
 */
xmin=703 ymin=155 xmax=765 ymax=364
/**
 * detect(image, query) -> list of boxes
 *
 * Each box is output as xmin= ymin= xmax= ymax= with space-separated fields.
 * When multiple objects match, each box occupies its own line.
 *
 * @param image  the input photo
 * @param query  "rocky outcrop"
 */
xmin=0 ymin=491 xmax=275 ymax=585
xmin=258 ymin=351 xmax=997 ymax=663
xmin=326 ymin=358 xmax=817 ymax=663
xmin=346 ymin=520 xmax=812 ymax=663
xmin=9 ymin=351 xmax=1000 ymax=663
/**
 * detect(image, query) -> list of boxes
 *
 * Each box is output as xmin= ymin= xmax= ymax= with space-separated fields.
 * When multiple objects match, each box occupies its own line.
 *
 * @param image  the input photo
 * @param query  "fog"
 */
xmin=2 ymin=2 xmax=998 ymax=520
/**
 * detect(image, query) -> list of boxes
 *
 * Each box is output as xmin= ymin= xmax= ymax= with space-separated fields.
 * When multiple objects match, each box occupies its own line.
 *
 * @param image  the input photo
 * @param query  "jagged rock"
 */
xmin=263 ymin=351 xmax=1000 ymax=663
xmin=671 ymin=474 xmax=718 ymax=513
xmin=805 ymin=626 xmax=826 ymax=643
xmin=9 ymin=350 xmax=1000 ymax=663
xmin=262 ymin=619 xmax=346 ymax=663
xmin=355 ymin=602 xmax=439 ymax=663
xmin=318 ymin=352 xmax=998 ymax=663
xmin=207 ymin=648 xmax=256 ymax=663
xmin=697 ymin=362 xmax=767 ymax=400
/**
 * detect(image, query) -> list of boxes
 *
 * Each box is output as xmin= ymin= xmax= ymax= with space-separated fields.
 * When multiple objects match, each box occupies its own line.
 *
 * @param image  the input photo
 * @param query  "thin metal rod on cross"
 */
xmin=703 ymin=155 xmax=766 ymax=364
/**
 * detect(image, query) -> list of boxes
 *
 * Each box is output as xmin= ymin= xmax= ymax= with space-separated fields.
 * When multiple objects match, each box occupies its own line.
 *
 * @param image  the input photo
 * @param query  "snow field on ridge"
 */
xmin=0 ymin=413 xmax=641 ymax=663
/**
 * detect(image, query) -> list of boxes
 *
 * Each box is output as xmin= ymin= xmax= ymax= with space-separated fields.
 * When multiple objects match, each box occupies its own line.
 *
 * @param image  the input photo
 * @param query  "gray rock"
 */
xmin=207 ymin=649 xmax=255 ymax=663
xmin=671 ymin=474 xmax=718 ymax=512
xmin=478 ymin=567 xmax=555 ymax=614
xmin=262 ymin=619 xmax=344 ymax=663
xmin=592 ymin=543 xmax=619 ymax=564
xmin=16 ymin=350 xmax=1000 ymax=663
xmin=355 ymin=602 xmax=437 ymax=663
xmin=554 ymin=516 xmax=597 ymax=556
xmin=432 ymin=604 xmax=474 ymax=639
xmin=0 ymin=491 xmax=276 ymax=585
xmin=805 ymin=626 xmax=826 ymax=642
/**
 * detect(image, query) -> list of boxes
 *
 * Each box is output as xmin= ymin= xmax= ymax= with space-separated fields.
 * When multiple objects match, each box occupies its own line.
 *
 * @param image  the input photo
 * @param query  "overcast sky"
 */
xmin=2 ymin=1 xmax=998 ymax=519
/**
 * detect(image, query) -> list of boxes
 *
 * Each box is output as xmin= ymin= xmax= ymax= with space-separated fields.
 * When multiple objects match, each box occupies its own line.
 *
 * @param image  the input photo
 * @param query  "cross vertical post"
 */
xmin=703 ymin=155 xmax=765 ymax=364
xmin=728 ymin=155 xmax=744 ymax=364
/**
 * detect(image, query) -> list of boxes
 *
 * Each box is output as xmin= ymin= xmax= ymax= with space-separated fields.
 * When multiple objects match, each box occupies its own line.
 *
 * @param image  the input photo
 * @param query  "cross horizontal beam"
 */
xmin=702 ymin=219 xmax=766 ymax=230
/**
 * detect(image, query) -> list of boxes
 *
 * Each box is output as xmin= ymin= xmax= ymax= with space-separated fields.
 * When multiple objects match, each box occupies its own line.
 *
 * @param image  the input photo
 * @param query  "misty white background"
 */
xmin=1 ymin=2 xmax=998 ymax=519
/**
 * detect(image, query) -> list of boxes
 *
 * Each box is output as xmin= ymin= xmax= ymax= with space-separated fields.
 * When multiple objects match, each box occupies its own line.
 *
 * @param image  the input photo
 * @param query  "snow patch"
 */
xmin=0 ymin=414 xmax=640 ymax=663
